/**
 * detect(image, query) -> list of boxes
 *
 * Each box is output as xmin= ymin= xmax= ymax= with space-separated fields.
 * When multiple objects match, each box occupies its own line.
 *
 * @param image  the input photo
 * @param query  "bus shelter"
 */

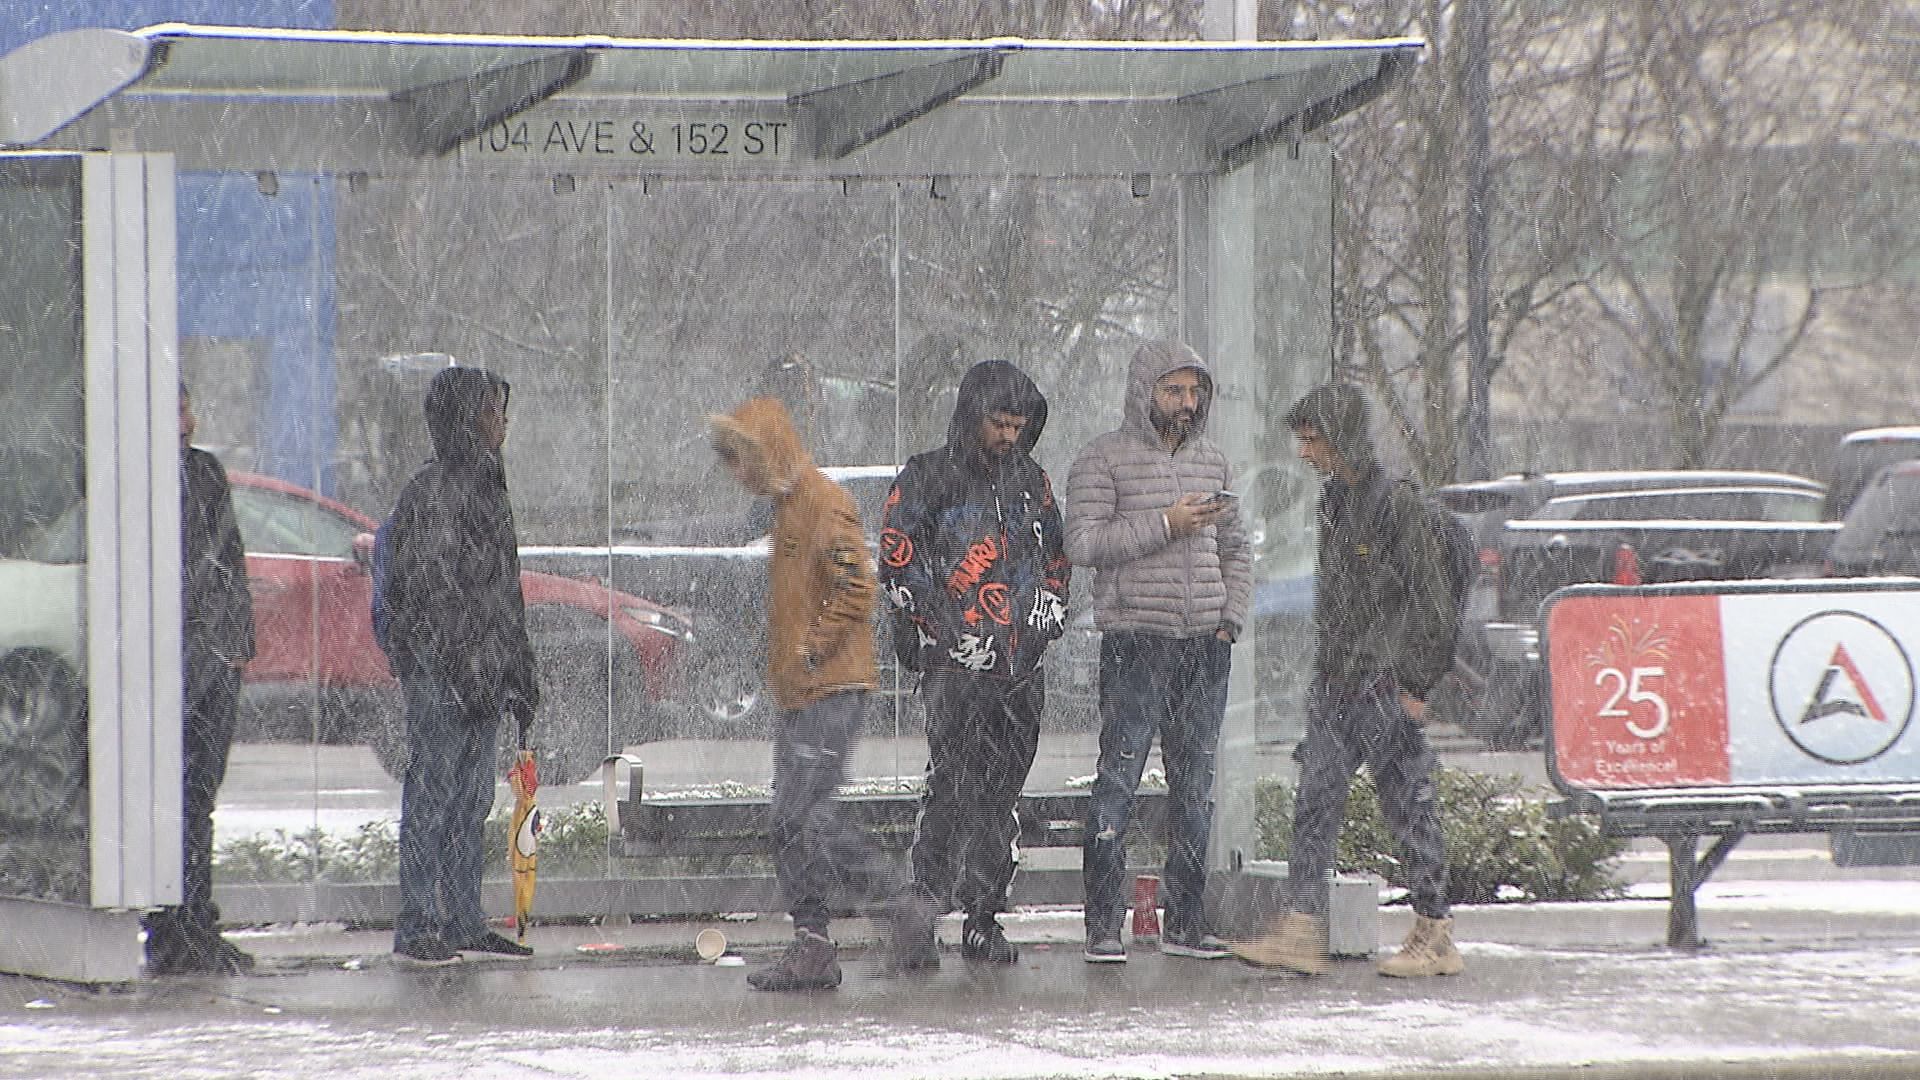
xmin=0 ymin=24 xmax=1416 ymax=982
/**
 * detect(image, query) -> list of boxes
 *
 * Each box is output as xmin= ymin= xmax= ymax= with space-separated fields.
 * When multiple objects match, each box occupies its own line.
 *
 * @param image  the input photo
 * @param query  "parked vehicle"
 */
xmin=1826 ymin=459 xmax=1920 ymax=577
xmin=1822 ymin=427 xmax=1920 ymax=522
xmin=1440 ymin=470 xmax=1832 ymax=749
xmin=0 ymin=510 xmax=88 ymax=845
xmin=229 ymin=472 xmax=692 ymax=785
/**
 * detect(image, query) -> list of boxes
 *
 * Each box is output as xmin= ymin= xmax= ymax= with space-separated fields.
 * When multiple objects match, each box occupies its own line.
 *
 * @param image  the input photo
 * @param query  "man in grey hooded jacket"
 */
xmin=1064 ymin=340 xmax=1251 ymax=963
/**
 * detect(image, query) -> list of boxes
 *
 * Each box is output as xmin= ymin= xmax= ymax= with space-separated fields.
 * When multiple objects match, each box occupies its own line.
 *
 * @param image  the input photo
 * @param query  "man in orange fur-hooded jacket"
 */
xmin=709 ymin=397 xmax=936 ymax=991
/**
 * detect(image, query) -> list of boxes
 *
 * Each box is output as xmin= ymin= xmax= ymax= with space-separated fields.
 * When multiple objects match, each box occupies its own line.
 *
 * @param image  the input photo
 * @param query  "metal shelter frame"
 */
xmin=0 ymin=24 xmax=1420 ymax=983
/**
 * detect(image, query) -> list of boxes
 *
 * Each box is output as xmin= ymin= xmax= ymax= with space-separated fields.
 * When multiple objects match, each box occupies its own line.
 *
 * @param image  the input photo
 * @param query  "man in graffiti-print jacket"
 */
xmin=880 ymin=360 xmax=1070 ymax=966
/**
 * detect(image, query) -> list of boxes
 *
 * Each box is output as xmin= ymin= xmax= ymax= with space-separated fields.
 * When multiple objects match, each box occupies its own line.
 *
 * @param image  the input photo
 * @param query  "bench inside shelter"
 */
xmin=600 ymin=757 xmax=1170 ymax=912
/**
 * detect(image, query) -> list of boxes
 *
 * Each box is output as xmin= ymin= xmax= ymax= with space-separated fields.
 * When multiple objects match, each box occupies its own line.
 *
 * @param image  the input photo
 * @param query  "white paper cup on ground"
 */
xmin=695 ymin=928 xmax=728 ymax=962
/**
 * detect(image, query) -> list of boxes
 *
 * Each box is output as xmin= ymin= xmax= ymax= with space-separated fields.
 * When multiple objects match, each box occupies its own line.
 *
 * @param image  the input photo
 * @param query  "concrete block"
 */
xmin=0 ymin=898 xmax=142 ymax=984
xmin=1213 ymin=860 xmax=1378 ymax=957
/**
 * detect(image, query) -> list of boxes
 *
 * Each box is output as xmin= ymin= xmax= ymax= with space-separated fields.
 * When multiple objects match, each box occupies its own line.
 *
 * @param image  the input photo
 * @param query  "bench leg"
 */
xmin=1660 ymin=830 xmax=1744 ymax=950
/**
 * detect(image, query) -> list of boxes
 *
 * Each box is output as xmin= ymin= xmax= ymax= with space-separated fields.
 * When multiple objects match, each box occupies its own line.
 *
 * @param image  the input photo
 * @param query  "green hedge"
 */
xmin=216 ymin=767 xmax=1624 ymax=904
xmin=1255 ymin=767 xmax=1626 ymax=904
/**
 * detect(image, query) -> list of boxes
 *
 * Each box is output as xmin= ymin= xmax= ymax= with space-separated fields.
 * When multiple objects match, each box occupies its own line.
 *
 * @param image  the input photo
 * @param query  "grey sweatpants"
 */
xmin=1286 ymin=674 xmax=1450 ymax=920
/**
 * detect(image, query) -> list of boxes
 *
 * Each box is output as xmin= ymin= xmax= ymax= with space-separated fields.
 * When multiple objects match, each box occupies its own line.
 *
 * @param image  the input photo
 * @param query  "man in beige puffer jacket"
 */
xmin=1064 ymin=340 xmax=1252 ymax=963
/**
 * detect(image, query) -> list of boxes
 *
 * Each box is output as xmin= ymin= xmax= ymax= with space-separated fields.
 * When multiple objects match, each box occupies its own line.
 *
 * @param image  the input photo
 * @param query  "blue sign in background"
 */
xmin=0 ymin=2 xmax=340 ymax=495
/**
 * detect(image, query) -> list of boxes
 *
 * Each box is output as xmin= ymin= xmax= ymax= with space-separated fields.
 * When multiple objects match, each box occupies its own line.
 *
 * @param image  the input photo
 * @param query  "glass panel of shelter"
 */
xmin=193 ymin=165 xmax=1319 ymax=902
xmin=0 ymin=156 xmax=90 ymax=906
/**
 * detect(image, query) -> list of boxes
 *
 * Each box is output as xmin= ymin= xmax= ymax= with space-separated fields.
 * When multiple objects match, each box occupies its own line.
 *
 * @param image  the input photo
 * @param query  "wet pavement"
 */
xmin=5 ymin=881 xmax=1920 ymax=1078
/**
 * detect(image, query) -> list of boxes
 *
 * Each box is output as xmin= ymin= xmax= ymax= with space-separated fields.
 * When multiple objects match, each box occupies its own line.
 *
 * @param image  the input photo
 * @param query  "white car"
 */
xmin=0 ymin=508 xmax=90 ymax=899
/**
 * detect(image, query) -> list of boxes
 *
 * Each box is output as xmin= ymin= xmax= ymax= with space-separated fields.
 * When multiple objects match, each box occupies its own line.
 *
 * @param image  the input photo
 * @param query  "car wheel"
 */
xmin=686 ymin=656 xmax=771 ymax=737
xmin=369 ymin=712 xmax=410 ymax=782
xmin=0 ymin=651 xmax=89 ymax=831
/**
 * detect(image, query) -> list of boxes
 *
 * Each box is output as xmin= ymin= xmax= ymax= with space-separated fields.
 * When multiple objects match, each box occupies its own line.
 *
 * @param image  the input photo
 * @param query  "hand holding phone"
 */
xmin=1205 ymin=489 xmax=1238 ymax=508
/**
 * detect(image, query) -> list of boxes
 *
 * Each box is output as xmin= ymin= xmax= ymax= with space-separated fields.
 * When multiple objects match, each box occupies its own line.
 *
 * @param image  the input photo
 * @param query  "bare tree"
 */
xmin=1267 ymin=0 xmax=1609 ymax=485
xmin=1561 ymin=2 xmax=1919 ymax=467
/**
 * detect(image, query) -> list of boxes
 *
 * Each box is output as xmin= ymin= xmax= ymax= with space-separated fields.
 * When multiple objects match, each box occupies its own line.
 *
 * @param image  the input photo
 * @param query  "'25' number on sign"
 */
xmin=1594 ymin=666 xmax=1670 ymax=739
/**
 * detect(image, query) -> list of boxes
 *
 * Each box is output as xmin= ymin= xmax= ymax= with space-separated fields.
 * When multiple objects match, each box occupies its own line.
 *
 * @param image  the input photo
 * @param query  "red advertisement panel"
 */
xmin=1548 ymin=593 xmax=1730 ymax=789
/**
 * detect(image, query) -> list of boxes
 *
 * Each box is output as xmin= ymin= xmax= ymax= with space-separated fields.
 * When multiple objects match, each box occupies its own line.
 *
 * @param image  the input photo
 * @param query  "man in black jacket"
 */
xmin=382 ymin=366 xmax=539 ymax=965
xmin=880 ymin=360 xmax=1070 ymax=966
xmin=145 ymin=385 xmax=257 ymax=976
xmin=1231 ymin=382 xmax=1463 ymax=979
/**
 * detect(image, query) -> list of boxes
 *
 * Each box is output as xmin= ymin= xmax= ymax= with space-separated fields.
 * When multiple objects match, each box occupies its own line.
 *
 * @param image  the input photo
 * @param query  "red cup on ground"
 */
xmin=1131 ymin=874 xmax=1161 ymax=941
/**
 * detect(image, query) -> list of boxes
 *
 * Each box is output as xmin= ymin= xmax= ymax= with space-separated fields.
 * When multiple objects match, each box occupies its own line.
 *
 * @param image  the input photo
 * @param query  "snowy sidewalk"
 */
xmin=5 ymin=881 xmax=1920 ymax=1078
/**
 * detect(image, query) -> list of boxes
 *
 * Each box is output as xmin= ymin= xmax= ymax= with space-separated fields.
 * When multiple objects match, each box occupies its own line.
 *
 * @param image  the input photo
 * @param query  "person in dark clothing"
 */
xmin=1230 ymin=382 xmax=1463 ymax=979
xmin=144 ymin=385 xmax=258 ymax=976
xmin=880 ymin=360 xmax=1071 ymax=966
xmin=382 ymin=365 xmax=539 ymax=966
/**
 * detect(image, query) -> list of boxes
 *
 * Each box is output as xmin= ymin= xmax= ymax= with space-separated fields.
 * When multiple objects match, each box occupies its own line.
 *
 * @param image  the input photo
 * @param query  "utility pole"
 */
xmin=1461 ymin=0 xmax=1494 ymax=480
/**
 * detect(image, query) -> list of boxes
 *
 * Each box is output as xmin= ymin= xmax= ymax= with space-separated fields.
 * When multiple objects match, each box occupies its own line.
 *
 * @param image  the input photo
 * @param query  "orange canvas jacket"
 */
xmin=711 ymin=398 xmax=878 ymax=710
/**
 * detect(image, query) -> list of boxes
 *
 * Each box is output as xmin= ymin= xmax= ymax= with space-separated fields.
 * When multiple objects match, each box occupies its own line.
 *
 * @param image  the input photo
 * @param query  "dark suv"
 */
xmin=1822 ymin=427 xmax=1920 ymax=522
xmin=1432 ymin=470 xmax=1830 ymax=748
xmin=1827 ymin=459 xmax=1920 ymax=577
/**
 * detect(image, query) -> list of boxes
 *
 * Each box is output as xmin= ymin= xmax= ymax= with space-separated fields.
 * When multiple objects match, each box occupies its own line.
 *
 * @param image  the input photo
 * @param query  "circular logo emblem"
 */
xmin=977 ymin=582 xmax=1012 ymax=625
xmin=1768 ymin=610 xmax=1914 ymax=765
xmin=879 ymin=528 xmax=913 ymax=568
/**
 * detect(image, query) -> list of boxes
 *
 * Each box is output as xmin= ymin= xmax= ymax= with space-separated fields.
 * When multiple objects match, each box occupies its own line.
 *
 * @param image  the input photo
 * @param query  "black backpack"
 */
xmin=1392 ymin=479 xmax=1476 ymax=637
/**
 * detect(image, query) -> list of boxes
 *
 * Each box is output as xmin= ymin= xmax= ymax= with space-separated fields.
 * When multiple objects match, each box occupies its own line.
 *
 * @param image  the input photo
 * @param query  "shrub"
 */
xmin=1255 ymin=767 xmax=1625 ymax=904
xmin=215 ymin=802 xmax=621 ymax=883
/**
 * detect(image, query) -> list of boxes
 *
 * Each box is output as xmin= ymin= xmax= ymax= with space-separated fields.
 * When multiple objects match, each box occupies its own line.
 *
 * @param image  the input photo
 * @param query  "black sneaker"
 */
xmin=459 ymin=931 xmax=534 ymax=958
xmin=1160 ymin=928 xmax=1230 ymax=959
xmin=961 ymin=915 xmax=1018 ymax=964
xmin=393 ymin=938 xmax=462 ymax=967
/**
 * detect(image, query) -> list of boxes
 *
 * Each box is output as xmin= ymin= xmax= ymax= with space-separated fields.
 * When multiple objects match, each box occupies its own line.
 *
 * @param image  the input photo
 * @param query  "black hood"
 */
xmin=424 ymin=366 xmax=508 ymax=466
xmin=945 ymin=360 xmax=1048 ymax=460
xmin=1285 ymin=382 xmax=1377 ymax=473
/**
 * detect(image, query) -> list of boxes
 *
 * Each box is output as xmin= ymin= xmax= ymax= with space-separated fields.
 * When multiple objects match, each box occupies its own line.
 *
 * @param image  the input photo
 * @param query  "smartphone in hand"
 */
xmin=1204 ymin=489 xmax=1238 ymax=508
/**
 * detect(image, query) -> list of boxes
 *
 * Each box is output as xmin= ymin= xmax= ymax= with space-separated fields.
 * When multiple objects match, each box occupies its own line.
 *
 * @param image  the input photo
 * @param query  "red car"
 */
xmin=228 ymin=472 xmax=691 ymax=784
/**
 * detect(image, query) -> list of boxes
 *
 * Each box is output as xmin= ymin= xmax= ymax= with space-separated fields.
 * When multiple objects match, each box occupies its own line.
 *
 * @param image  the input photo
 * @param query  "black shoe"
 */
xmin=203 ymin=936 xmax=258 ymax=974
xmin=748 ymin=929 xmax=842 ymax=991
xmin=1083 ymin=915 xmax=1127 ymax=964
xmin=1160 ymin=928 xmax=1230 ymax=959
xmin=393 ymin=938 xmax=462 ymax=967
xmin=887 ymin=891 xmax=941 ymax=972
xmin=146 ymin=924 xmax=254 ymax=976
xmin=961 ymin=914 xmax=1018 ymax=963
xmin=458 ymin=931 xmax=533 ymax=958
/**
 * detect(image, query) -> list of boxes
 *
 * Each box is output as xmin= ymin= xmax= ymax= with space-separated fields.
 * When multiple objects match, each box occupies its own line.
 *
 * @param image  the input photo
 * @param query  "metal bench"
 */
xmin=1550 ymin=784 xmax=1920 ymax=948
xmin=599 ymin=758 xmax=1170 ymax=911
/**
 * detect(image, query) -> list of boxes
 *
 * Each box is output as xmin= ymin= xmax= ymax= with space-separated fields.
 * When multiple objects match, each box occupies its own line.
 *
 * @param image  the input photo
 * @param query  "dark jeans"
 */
xmin=172 ymin=642 xmax=242 ymax=931
xmin=1287 ymin=674 xmax=1449 ymax=920
xmin=771 ymin=691 xmax=907 ymax=935
xmin=1082 ymin=632 xmax=1230 ymax=937
xmin=912 ymin=671 xmax=1044 ymax=917
xmin=395 ymin=673 xmax=500 ymax=949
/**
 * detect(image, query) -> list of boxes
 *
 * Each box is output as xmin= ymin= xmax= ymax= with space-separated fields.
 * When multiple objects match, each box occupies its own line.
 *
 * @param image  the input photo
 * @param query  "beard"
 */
xmin=1151 ymin=407 xmax=1196 ymax=441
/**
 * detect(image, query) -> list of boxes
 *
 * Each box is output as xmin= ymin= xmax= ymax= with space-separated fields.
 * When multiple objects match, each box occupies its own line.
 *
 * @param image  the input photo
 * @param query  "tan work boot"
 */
xmin=1377 ymin=915 xmax=1464 ymax=978
xmin=1228 ymin=913 xmax=1330 ymax=975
